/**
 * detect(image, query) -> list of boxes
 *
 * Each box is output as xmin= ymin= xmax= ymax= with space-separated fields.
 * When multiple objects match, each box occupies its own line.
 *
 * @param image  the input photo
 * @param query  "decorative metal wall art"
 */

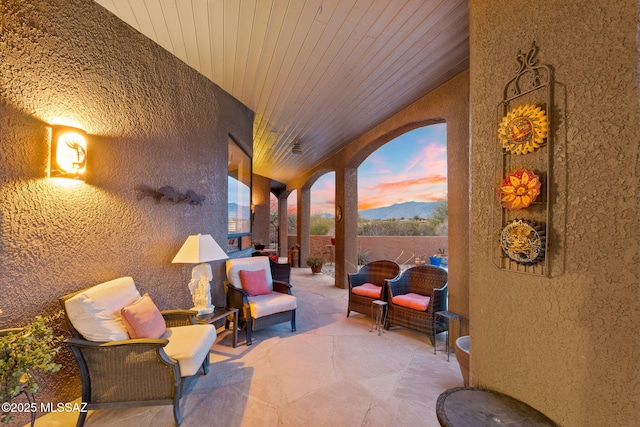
xmin=135 ymin=185 xmax=205 ymax=205
xmin=499 ymin=169 xmax=541 ymax=210
xmin=499 ymin=219 xmax=546 ymax=265
xmin=498 ymin=104 xmax=548 ymax=155
xmin=494 ymin=43 xmax=552 ymax=276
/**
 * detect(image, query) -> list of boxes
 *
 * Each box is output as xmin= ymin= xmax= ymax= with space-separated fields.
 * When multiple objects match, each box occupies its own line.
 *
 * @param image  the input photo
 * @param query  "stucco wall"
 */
xmin=469 ymin=1 xmax=640 ymax=425
xmin=0 ymin=0 xmax=252 ymax=418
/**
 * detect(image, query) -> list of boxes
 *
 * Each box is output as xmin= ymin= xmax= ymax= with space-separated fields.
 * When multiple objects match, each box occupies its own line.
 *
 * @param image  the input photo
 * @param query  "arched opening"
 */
xmin=310 ymin=171 xmax=336 ymax=265
xmin=356 ymin=123 xmax=448 ymax=267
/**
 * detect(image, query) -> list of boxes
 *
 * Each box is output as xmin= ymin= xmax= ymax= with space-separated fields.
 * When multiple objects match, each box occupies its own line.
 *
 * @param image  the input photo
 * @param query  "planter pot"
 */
xmin=429 ymin=256 xmax=442 ymax=266
xmin=455 ymin=336 xmax=470 ymax=386
xmin=310 ymin=265 xmax=323 ymax=274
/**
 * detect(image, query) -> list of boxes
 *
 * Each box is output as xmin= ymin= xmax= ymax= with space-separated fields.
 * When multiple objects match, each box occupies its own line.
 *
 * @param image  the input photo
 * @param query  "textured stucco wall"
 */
xmin=0 ymin=0 xmax=252 ymax=418
xmin=469 ymin=1 xmax=640 ymax=425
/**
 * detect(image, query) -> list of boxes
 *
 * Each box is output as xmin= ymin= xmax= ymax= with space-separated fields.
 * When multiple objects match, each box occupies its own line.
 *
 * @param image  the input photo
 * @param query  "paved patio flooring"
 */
xmin=31 ymin=268 xmax=463 ymax=427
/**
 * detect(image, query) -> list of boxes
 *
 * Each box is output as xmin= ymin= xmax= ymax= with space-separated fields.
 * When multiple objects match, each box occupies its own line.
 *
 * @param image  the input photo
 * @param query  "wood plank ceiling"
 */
xmin=94 ymin=0 xmax=469 ymax=185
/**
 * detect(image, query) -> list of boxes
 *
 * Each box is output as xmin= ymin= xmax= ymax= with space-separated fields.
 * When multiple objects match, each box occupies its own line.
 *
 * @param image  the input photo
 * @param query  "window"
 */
xmin=228 ymin=137 xmax=251 ymax=253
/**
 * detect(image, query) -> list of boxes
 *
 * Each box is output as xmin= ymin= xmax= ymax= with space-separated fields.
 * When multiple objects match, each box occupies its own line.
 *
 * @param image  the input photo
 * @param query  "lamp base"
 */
xmin=192 ymin=306 xmax=214 ymax=315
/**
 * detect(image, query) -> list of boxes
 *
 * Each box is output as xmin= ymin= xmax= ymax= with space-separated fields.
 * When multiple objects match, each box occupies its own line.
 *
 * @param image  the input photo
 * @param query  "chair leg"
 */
xmin=75 ymin=411 xmax=88 ymax=427
xmin=173 ymin=395 xmax=183 ymax=426
xmin=246 ymin=318 xmax=253 ymax=345
xmin=291 ymin=310 xmax=296 ymax=332
xmin=201 ymin=354 xmax=210 ymax=375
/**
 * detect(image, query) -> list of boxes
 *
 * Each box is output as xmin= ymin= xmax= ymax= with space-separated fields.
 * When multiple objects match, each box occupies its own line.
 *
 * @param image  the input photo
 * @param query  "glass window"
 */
xmin=228 ymin=137 xmax=251 ymax=252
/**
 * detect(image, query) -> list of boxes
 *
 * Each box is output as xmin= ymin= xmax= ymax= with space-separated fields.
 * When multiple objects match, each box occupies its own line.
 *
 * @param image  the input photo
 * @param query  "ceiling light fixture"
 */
xmin=292 ymin=140 xmax=302 ymax=154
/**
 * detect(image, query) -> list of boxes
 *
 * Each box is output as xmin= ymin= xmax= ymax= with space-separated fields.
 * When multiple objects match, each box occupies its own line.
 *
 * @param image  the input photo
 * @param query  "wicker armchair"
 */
xmin=225 ymin=257 xmax=296 ymax=345
xmin=385 ymin=265 xmax=448 ymax=345
xmin=59 ymin=277 xmax=217 ymax=426
xmin=347 ymin=260 xmax=400 ymax=318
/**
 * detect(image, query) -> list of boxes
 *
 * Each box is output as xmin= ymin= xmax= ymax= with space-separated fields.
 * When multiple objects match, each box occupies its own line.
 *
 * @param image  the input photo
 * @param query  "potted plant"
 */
xmin=1 ymin=312 xmax=63 ymax=424
xmin=305 ymin=256 xmax=326 ymax=274
xmin=429 ymin=248 xmax=447 ymax=267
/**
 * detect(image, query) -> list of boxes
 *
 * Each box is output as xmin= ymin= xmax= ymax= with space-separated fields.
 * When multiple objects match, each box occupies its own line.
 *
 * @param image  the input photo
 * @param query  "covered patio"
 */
xmin=29 ymin=267 xmax=463 ymax=427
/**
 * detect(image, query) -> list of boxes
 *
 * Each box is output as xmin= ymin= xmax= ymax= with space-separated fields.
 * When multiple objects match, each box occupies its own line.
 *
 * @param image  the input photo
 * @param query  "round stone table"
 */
xmin=436 ymin=387 xmax=558 ymax=427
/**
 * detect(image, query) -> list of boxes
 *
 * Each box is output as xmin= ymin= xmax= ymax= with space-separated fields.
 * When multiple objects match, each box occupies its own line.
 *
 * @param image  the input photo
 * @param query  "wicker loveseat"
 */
xmin=59 ymin=277 xmax=217 ymax=426
xmin=385 ymin=265 xmax=448 ymax=345
xmin=347 ymin=260 xmax=400 ymax=318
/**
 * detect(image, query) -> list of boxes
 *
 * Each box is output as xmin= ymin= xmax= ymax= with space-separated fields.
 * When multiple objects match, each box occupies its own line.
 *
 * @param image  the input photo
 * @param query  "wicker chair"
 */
xmin=347 ymin=260 xmax=400 ymax=318
xmin=385 ymin=265 xmax=448 ymax=345
xmin=225 ymin=257 xmax=296 ymax=345
xmin=59 ymin=278 xmax=216 ymax=426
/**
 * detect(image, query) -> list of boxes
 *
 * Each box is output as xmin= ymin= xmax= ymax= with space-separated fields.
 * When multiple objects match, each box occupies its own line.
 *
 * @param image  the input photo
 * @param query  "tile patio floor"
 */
xmin=29 ymin=268 xmax=463 ymax=427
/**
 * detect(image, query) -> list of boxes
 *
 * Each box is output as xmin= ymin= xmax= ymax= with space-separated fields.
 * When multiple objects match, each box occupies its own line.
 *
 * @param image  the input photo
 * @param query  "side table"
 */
xmin=370 ymin=300 xmax=388 ymax=336
xmin=197 ymin=307 xmax=239 ymax=348
xmin=434 ymin=310 xmax=461 ymax=361
xmin=436 ymin=387 xmax=558 ymax=426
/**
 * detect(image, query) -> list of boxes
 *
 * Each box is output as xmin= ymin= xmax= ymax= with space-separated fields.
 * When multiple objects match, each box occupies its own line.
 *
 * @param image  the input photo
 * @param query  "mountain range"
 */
xmin=359 ymin=201 xmax=445 ymax=220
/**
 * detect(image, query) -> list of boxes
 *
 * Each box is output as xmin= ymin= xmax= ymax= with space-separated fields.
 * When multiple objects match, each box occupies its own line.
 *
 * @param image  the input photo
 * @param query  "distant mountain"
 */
xmin=359 ymin=201 xmax=444 ymax=220
xmin=228 ymin=202 xmax=251 ymax=218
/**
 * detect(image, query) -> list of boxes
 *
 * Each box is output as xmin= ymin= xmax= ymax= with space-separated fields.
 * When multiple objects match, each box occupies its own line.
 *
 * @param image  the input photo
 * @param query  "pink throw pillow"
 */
xmin=121 ymin=293 xmax=167 ymax=339
xmin=392 ymin=293 xmax=431 ymax=311
xmin=239 ymin=269 xmax=271 ymax=296
xmin=352 ymin=282 xmax=382 ymax=299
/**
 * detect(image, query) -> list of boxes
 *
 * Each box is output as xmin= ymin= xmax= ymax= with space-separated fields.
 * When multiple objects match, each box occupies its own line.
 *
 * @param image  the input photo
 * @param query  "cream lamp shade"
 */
xmin=172 ymin=234 xmax=228 ymax=314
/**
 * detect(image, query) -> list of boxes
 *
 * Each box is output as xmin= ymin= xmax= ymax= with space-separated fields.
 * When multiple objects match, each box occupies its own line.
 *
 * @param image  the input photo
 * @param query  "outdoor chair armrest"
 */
xmin=225 ymin=281 xmax=249 ymax=306
xmin=273 ymin=280 xmax=293 ymax=294
xmin=66 ymin=336 xmax=169 ymax=348
xmin=161 ymin=309 xmax=198 ymax=327
xmin=430 ymin=284 xmax=449 ymax=312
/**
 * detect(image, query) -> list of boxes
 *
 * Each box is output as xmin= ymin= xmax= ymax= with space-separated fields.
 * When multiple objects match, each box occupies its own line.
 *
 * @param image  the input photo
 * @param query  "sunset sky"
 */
xmin=300 ymin=123 xmax=447 ymax=215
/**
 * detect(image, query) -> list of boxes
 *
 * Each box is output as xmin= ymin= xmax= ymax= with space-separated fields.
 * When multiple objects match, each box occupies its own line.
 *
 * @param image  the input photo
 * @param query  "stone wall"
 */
xmin=295 ymin=235 xmax=449 ymax=268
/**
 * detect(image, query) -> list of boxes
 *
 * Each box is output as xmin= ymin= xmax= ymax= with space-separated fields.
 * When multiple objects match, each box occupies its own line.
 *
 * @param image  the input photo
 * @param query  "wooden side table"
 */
xmin=197 ymin=307 xmax=239 ymax=348
xmin=434 ymin=310 xmax=461 ymax=361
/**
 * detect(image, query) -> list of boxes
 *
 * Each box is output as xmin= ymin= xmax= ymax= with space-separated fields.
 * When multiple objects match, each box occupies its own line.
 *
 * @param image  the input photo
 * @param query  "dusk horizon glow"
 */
xmin=277 ymin=124 xmax=447 ymax=215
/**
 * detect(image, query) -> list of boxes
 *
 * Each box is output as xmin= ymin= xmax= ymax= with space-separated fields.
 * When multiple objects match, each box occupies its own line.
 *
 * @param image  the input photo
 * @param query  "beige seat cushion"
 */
xmin=248 ymin=293 xmax=297 ymax=319
xmin=162 ymin=325 xmax=217 ymax=377
xmin=65 ymin=277 xmax=141 ymax=341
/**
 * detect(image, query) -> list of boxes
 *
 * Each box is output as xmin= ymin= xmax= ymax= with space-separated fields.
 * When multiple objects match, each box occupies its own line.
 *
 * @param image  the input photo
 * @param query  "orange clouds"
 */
xmin=358 ymin=174 xmax=447 ymax=210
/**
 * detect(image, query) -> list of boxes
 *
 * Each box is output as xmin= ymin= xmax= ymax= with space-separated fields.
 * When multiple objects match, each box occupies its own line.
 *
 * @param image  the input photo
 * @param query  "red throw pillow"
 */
xmin=120 ymin=293 xmax=167 ymax=339
xmin=239 ymin=269 xmax=271 ymax=296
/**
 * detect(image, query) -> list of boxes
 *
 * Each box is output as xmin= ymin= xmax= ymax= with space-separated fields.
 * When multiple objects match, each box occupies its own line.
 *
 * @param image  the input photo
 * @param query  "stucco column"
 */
xmin=297 ymin=187 xmax=311 ymax=267
xmin=335 ymin=167 xmax=358 ymax=288
xmin=251 ymin=174 xmax=271 ymax=245
xmin=277 ymin=193 xmax=289 ymax=257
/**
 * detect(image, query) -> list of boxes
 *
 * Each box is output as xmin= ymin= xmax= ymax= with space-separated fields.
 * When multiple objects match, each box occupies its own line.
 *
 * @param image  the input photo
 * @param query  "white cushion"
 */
xmin=162 ymin=325 xmax=217 ymax=377
xmin=65 ymin=277 xmax=141 ymax=342
xmin=226 ymin=257 xmax=274 ymax=291
xmin=248 ymin=293 xmax=297 ymax=318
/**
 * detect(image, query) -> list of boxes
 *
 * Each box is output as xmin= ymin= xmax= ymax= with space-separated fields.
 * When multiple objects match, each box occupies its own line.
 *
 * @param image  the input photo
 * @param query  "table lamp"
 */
xmin=172 ymin=234 xmax=228 ymax=314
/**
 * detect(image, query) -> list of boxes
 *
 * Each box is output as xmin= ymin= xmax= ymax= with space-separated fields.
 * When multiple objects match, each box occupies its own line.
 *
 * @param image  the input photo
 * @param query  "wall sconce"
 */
xmin=50 ymin=125 xmax=87 ymax=180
